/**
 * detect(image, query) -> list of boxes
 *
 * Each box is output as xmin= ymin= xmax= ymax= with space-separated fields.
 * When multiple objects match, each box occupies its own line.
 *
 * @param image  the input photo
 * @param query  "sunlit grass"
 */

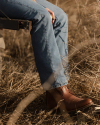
xmin=1 ymin=0 xmax=100 ymax=124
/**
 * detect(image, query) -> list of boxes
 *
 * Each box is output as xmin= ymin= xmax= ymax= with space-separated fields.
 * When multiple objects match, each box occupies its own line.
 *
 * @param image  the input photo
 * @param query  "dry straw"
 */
xmin=0 ymin=0 xmax=100 ymax=124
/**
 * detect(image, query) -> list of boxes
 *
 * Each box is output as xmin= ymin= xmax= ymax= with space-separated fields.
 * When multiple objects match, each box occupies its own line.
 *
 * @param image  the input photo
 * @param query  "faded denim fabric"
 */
xmin=0 ymin=0 xmax=69 ymax=90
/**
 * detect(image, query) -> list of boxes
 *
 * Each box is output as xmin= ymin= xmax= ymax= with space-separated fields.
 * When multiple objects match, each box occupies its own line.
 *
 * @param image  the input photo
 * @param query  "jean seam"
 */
xmin=6 ymin=0 xmax=47 ymax=19
xmin=7 ymin=0 xmax=35 ymax=11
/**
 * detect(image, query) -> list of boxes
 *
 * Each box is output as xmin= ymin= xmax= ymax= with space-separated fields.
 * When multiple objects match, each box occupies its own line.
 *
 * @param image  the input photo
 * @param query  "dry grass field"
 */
xmin=1 ymin=0 xmax=100 ymax=124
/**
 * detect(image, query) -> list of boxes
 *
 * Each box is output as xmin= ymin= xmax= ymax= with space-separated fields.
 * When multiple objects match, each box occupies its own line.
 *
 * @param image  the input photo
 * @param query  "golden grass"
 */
xmin=1 ymin=0 xmax=100 ymax=124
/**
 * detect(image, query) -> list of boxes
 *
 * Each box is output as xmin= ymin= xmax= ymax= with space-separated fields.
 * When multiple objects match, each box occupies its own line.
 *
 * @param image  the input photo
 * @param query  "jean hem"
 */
xmin=42 ymin=81 xmax=68 ymax=91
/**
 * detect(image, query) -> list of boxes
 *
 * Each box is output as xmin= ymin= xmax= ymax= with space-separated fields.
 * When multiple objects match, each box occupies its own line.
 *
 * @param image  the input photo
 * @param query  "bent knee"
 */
xmin=32 ymin=9 xmax=52 ymax=23
xmin=60 ymin=10 xmax=68 ymax=23
xmin=56 ymin=7 xmax=68 ymax=23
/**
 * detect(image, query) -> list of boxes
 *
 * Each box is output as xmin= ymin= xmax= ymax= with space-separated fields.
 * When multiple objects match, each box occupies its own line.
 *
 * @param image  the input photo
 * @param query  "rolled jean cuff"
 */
xmin=42 ymin=81 xmax=68 ymax=91
xmin=42 ymin=82 xmax=68 ymax=91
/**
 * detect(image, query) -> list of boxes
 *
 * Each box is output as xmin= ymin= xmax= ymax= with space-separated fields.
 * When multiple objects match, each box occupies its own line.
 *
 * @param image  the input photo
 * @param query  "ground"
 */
xmin=0 ymin=0 xmax=100 ymax=124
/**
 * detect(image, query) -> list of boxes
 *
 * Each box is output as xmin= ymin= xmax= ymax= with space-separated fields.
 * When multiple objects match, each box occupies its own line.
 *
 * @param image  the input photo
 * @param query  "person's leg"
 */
xmin=0 ymin=0 xmax=68 ymax=90
xmin=36 ymin=0 xmax=69 ymax=90
xmin=36 ymin=0 xmax=69 ymax=78
xmin=36 ymin=0 xmax=93 ymax=111
xmin=0 ymin=0 xmax=93 ymax=112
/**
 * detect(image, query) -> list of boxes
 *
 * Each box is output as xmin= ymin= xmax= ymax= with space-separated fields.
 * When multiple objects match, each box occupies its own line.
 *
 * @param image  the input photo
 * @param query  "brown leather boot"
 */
xmin=46 ymin=85 xmax=93 ymax=112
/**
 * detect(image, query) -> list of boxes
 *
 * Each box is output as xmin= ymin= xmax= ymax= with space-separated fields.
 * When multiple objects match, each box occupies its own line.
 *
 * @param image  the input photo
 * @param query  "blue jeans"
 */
xmin=0 ymin=0 xmax=68 ymax=90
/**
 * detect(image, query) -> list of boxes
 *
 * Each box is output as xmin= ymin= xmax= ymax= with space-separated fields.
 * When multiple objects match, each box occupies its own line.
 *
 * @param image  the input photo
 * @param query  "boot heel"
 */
xmin=46 ymin=91 xmax=57 ymax=109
